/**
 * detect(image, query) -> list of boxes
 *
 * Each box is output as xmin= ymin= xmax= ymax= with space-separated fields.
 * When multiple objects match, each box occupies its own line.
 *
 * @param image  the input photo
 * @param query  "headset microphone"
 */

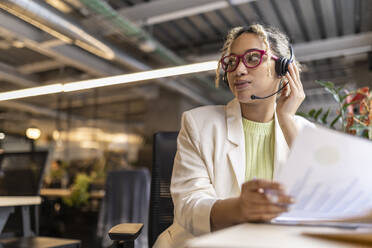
xmin=251 ymin=45 xmax=294 ymax=100
xmin=251 ymin=81 xmax=289 ymax=100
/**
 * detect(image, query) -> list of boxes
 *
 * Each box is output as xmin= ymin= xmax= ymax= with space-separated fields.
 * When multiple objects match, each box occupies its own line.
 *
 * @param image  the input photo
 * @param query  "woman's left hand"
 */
xmin=276 ymin=63 xmax=305 ymax=119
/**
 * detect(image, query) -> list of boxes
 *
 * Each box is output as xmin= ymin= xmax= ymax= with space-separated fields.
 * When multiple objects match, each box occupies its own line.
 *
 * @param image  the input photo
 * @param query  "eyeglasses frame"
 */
xmin=220 ymin=49 xmax=279 ymax=73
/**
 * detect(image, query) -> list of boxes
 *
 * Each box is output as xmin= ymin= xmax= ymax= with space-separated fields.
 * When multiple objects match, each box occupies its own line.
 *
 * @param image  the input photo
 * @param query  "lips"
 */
xmin=234 ymin=80 xmax=251 ymax=90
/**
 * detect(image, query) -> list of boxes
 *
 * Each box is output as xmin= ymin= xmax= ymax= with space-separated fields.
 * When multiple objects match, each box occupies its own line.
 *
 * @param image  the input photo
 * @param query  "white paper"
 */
xmin=274 ymin=125 xmax=372 ymax=225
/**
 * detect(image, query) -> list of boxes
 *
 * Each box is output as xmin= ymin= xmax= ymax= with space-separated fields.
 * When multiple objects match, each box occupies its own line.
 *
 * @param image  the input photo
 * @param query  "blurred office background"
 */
xmin=0 ymin=0 xmax=371 ymax=247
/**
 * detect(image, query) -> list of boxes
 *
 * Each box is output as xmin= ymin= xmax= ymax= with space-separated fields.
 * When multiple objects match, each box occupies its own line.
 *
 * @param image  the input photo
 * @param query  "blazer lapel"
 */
xmin=226 ymin=99 xmax=246 ymax=189
xmin=273 ymin=112 xmax=290 ymax=179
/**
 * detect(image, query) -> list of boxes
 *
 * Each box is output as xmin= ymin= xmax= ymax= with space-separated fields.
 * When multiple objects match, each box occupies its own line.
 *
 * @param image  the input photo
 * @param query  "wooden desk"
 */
xmin=0 ymin=196 xmax=41 ymax=236
xmin=187 ymin=223 xmax=372 ymax=248
xmin=40 ymin=188 xmax=105 ymax=199
xmin=0 ymin=196 xmax=41 ymax=207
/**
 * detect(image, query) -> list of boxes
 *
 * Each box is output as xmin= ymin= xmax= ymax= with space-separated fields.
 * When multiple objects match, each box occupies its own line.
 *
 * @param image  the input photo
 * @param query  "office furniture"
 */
xmin=40 ymin=189 xmax=105 ymax=199
xmin=0 ymin=151 xmax=81 ymax=248
xmin=0 ymin=196 xmax=81 ymax=248
xmin=187 ymin=223 xmax=371 ymax=248
xmin=0 ymin=196 xmax=41 ymax=236
xmin=98 ymin=168 xmax=150 ymax=248
xmin=108 ymin=132 xmax=178 ymax=248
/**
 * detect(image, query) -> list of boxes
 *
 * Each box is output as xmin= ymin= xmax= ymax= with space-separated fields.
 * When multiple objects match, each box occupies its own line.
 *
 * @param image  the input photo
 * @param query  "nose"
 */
xmin=234 ymin=58 xmax=248 ymax=77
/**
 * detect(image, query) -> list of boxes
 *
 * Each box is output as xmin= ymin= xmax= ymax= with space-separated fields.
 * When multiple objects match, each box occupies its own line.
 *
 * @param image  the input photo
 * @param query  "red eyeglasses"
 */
xmin=220 ymin=49 xmax=278 ymax=72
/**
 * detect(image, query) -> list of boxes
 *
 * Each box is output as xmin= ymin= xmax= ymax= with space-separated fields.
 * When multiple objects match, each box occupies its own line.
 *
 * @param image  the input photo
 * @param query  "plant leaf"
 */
xmin=314 ymin=108 xmax=323 ymax=121
xmin=330 ymin=114 xmax=341 ymax=128
xmin=296 ymin=112 xmax=310 ymax=119
xmin=321 ymin=109 xmax=330 ymax=124
xmin=317 ymin=80 xmax=334 ymax=89
xmin=308 ymin=109 xmax=316 ymax=118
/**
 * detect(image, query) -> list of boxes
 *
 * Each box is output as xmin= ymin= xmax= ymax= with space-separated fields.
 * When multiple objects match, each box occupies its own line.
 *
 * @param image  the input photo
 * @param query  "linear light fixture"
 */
xmin=0 ymin=61 xmax=218 ymax=101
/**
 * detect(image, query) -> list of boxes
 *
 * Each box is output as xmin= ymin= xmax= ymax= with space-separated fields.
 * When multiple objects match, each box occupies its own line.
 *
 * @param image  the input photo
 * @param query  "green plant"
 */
xmin=297 ymin=80 xmax=372 ymax=139
xmin=63 ymin=173 xmax=92 ymax=207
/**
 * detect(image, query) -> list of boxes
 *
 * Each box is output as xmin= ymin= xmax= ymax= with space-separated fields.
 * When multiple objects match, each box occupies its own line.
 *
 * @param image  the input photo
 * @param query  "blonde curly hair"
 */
xmin=215 ymin=24 xmax=301 ymax=88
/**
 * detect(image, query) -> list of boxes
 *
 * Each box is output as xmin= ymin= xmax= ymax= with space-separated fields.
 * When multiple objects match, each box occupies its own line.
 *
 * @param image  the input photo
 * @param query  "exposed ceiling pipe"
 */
xmin=80 ymin=0 xmax=184 ymax=65
xmin=0 ymin=0 xmax=216 ymax=105
xmin=79 ymin=0 xmax=232 ymax=101
xmin=0 ymin=0 xmax=114 ymax=60
xmin=0 ymin=0 xmax=146 ymax=71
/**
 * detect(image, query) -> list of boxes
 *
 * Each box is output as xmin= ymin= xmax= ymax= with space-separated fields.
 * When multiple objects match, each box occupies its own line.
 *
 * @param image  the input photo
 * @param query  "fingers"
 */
xmin=284 ymin=63 xmax=305 ymax=101
xmin=243 ymin=179 xmax=283 ymax=192
xmin=248 ymin=189 xmax=294 ymax=205
xmin=287 ymin=63 xmax=303 ymax=91
xmin=239 ymin=180 xmax=295 ymax=223
xmin=242 ymin=179 xmax=294 ymax=205
xmin=264 ymin=190 xmax=294 ymax=205
xmin=279 ymin=81 xmax=290 ymax=99
xmin=289 ymin=63 xmax=299 ymax=82
xmin=293 ymin=63 xmax=301 ymax=85
xmin=240 ymin=198 xmax=289 ymax=222
xmin=285 ymin=68 xmax=297 ymax=94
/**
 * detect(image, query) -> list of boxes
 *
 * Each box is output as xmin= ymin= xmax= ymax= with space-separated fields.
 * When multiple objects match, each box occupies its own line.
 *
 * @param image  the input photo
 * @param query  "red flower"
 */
xmin=346 ymin=116 xmax=354 ymax=129
xmin=350 ymin=87 xmax=370 ymax=114
xmin=345 ymin=95 xmax=354 ymax=116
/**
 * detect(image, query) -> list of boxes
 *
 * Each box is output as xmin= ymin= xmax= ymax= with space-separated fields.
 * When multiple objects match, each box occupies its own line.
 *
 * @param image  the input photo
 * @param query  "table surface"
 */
xmin=187 ymin=223 xmax=372 ymax=248
xmin=0 ymin=196 xmax=41 ymax=207
xmin=40 ymin=188 xmax=105 ymax=199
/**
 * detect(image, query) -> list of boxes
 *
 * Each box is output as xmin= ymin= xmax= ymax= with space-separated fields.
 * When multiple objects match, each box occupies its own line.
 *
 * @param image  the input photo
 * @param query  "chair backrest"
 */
xmin=98 ymin=168 xmax=150 ymax=248
xmin=0 ymin=151 xmax=49 ymax=196
xmin=148 ymin=132 xmax=178 ymax=247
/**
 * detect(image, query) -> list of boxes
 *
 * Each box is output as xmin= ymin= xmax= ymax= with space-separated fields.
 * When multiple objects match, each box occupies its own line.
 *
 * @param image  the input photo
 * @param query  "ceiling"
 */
xmin=0 ymin=0 xmax=371 ymax=138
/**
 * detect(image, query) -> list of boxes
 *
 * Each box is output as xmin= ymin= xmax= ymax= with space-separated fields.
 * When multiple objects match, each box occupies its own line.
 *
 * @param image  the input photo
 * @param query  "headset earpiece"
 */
xmin=275 ymin=45 xmax=294 ymax=77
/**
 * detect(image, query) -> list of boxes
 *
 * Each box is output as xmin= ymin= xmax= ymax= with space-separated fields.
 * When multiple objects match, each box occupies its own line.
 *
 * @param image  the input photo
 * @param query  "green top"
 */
xmin=242 ymin=118 xmax=275 ymax=181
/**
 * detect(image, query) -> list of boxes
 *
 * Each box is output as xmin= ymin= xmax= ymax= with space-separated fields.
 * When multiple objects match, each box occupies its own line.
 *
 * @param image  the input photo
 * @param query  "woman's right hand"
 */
xmin=239 ymin=179 xmax=294 ymax=222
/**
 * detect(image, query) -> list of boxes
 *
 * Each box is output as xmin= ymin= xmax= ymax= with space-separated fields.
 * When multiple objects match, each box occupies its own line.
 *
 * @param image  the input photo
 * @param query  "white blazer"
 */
xmin=153 ymin=98 xmax=313 ymax=248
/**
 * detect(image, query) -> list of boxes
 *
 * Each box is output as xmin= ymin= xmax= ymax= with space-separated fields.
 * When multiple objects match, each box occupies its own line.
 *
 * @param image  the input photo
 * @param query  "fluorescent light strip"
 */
xmin=0 ymin=84 xmax=63 ymax=101
xmin=0 ymin=61 xmax=218 ymax=101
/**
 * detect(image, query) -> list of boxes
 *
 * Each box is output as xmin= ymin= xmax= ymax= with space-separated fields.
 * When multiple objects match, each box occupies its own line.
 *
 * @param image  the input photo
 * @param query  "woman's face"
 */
xmin=227 ymin=33 xmax=279 ymax=103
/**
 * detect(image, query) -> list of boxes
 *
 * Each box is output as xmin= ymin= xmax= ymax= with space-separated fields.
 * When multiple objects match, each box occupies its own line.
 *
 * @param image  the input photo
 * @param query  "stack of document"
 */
xmin=274 ymin=125 xmax=372 ymax=228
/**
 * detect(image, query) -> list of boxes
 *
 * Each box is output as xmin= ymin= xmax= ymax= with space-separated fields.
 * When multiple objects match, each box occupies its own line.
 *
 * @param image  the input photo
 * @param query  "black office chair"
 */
xmin=97 ymin=168 xmax=150 ymax=248
xmin=108 ymin=132 xmax=178 ymax=248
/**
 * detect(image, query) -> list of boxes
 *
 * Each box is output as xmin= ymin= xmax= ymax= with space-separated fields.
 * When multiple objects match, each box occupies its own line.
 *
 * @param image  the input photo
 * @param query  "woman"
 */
xmin=154 ymin=24 xmax=313 ymax=248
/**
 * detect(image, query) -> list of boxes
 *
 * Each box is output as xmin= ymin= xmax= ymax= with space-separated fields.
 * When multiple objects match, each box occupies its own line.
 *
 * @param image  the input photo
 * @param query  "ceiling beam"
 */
xmin=0 ymin=11 xmax=123 ymax=77
xmin=188 ymin=32 xmax=372 ymax=62
xmin=0 ymin=62 xmax=38 ymax=87
xmin=117 ymin=0 xmax=256 ymax=26
xmin=17 ymin=60 xmax=62 ymax=74
xmin=294 ymin=32 xmax=372 ymax=62
xmin=0 ymin=13 xmax=153 ymax=127
xmin=0 ymin=10 xmax=214 ymax=105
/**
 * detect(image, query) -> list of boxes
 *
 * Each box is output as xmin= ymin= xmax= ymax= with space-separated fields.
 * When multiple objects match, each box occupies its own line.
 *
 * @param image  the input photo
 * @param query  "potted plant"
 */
xmin=298 ymin=80 xmax=372 ymax=139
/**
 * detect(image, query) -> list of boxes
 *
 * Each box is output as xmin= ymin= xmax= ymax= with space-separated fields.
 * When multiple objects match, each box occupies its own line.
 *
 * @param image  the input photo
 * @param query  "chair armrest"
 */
xmin=108 ymin=223 xmax=143 ymax=242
